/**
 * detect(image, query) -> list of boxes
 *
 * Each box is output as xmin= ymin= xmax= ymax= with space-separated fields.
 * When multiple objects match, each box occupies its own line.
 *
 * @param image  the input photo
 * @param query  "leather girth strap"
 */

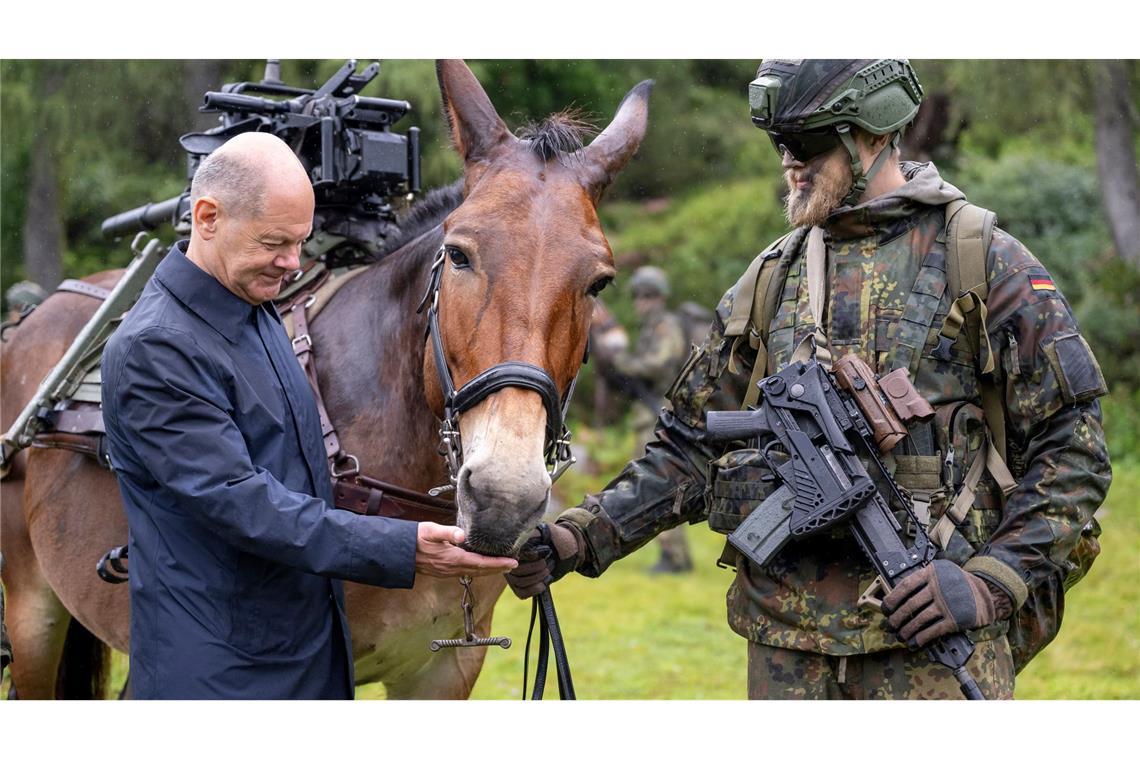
xmin=287 ymin=297 xmax=457 ymax=525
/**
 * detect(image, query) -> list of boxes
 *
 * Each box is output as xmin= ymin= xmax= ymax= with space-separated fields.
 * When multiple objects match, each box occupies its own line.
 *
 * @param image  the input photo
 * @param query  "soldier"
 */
xmin=506 ymin=59 xmax=1111 ymax=699
xmin=602 ymin=266 xmax=692 ymax=573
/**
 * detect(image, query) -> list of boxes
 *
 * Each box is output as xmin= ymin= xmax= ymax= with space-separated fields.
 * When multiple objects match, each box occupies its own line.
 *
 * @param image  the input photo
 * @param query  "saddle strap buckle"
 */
xmin=331 ymin=454 xmax=360 ymax=478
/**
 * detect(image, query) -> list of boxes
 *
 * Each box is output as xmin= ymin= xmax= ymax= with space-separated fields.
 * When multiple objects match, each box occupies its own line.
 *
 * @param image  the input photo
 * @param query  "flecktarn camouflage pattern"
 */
xmin=557 ymin=162 xmax=1110 ymax=696
xmin=610 ymin=299 xmax=691 ymax=571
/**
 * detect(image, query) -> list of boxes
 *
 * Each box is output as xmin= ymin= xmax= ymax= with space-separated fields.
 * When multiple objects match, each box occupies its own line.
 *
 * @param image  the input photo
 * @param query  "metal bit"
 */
xmin=429 ymin=575 xmax=512 ymax=651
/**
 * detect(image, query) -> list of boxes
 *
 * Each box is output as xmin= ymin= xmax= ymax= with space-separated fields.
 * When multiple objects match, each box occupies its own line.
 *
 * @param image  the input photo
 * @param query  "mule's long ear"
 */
xmin=579 ymin=80 xmax=654 ymax=203
xmin=436 ymin=60 xmax=512 ymax=165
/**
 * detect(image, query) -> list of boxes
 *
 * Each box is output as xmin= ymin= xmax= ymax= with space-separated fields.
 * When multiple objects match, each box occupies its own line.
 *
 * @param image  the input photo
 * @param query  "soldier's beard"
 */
xmin=784 ymin=155 xmax=854 ymax=227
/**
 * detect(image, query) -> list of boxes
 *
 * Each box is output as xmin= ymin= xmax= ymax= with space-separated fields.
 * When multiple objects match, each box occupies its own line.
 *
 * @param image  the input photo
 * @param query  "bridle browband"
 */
xmin=417 ymin=246 xmax=584 ymax=494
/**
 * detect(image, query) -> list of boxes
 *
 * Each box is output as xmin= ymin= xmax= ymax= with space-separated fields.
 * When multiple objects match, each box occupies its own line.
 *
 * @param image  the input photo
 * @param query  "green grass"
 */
xmin=461 ymin=453 xmax=1140 ymax=700
xmin=467 ymin=525 xmax=746 ymax=699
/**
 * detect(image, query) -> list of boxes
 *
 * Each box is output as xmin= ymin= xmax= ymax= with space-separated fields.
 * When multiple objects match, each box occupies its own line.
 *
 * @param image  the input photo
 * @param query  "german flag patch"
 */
xmin=1030 ymin=274 xmax=1056 ymax=291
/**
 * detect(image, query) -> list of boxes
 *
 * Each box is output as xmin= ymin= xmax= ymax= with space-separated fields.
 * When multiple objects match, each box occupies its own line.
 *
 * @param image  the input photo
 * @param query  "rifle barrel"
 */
xmin=201 ymin=91 xmax=292 ymax=114
xmin=101 ymin=195 xmax=184 ymax=240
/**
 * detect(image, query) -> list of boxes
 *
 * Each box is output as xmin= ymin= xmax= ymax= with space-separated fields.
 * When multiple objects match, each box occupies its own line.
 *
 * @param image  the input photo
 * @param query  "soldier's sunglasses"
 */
xmin=768 ymin=129 xmax=842 ymax=163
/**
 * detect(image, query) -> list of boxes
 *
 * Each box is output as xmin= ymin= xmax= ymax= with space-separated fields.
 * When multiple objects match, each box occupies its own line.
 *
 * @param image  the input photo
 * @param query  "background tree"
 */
xmin=1093 ymin=59 xmax=1140 ymax=267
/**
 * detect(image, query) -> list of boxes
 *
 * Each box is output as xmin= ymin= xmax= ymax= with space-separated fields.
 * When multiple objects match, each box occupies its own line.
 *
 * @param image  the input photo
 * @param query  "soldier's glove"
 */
xmin=880 ymin=559 xmax=1013 ymax=648
xmin=505 ymin=522 xmax=585 ymax=599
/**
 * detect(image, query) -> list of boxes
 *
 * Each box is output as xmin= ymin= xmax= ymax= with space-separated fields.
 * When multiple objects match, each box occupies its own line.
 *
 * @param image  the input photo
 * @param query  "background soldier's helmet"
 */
xmin=5 ymin=281 xmax=48 ymax=311
xmin=749 ymin=59 xmax=924 ymax=136
xmin=629 ymin=266 xmax=670 ymax=298
xmin=749 ymin=59 xmax=924 ymax=207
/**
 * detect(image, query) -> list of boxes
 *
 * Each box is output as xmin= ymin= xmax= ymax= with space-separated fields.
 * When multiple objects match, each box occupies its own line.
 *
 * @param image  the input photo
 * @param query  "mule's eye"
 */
xmin=447 ymin=247 xmax=471 ymax=270
xmin=587 ymin=276 xmax=613 ymax=297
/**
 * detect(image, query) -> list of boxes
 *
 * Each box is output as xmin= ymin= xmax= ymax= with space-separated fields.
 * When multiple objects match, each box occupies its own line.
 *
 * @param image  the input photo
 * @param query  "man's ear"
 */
xmin=193 ymin=196 xmax=221 ymax=240
xmin=854 ymin=127 xmax=891 ymax=154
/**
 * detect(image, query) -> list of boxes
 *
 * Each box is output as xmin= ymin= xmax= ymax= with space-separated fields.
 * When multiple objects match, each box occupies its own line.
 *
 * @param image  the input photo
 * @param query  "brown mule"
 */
xmin=0 ymin=59 xmax=651 ymax=699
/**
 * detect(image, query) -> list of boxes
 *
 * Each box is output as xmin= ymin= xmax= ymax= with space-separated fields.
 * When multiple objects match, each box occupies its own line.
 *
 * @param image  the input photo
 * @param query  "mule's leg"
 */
xmin=2 ymin=549 xmax=71 ymax=699
xmin=2 ymin=476 xmax=75 ymax=699
xmin=383 ymin=603 xmax=500 ymax=700
xmin=384 ymin=639 xmax=491 ymax=700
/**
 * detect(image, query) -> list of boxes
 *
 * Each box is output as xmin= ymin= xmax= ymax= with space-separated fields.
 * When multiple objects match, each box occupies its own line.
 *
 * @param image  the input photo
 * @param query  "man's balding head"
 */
xmin=190 ymin=132 xmax=312 ymax=219
xmin=185 ymin=132 xmax=316 ymax=305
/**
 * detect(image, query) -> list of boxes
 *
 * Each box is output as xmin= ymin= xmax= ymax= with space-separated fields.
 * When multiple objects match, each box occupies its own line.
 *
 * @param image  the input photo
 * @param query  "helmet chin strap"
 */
xmin=836 ymin=124 xmax=900 ymax=207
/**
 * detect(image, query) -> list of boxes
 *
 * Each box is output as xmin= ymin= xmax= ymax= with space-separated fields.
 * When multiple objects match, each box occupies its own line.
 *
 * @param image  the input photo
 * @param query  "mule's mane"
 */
xmin=517 ymin=110 xmax=598 ymax=162
xmin=387 ymin=180 xmax=464 ymax=253
xmin=381 ymin=110 xmax=595 ymax=254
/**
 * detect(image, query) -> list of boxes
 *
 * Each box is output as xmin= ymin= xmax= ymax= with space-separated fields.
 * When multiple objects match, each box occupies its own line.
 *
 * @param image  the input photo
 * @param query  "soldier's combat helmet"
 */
xmin=629 ymin=265 xmax=670 ymax=298
xmin=749 ymin=59 xmax=924 ymax=206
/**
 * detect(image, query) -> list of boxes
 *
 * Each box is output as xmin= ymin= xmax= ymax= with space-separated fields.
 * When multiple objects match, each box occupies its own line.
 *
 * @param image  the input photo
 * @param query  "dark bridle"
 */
xmin=416 ymin=244 xmax=586 ymax=496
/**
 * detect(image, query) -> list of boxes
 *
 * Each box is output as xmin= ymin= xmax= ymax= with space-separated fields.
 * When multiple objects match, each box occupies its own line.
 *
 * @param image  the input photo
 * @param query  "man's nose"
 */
xmin=277 ymin=243 xmax=302 ymax=271
xmin=780 ymin=148 xmax=803 ymax=170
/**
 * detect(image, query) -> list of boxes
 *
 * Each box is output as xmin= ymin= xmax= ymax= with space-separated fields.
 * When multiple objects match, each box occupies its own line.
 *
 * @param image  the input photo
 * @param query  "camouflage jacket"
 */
xmin=612 ymin=305 xmax=688 ymax=397
xmin=559 ymin=163 xmax=1112 ymax=655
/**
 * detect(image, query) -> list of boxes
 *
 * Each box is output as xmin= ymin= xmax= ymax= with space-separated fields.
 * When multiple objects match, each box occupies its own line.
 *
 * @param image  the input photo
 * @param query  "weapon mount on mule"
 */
xmin=1 ymin=59 xmax=423 ymax=478
xmin=101 ymin=58 xmax=422 ymax=269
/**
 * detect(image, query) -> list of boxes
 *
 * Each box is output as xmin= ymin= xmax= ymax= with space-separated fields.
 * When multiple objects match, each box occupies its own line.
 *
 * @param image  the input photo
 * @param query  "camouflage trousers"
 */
xmin=746 ymin=637 xmax=1015 ymax=699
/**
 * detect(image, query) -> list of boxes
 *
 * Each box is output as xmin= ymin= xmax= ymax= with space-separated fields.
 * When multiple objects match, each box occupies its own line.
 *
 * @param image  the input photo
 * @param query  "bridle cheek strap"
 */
xmin=422 ymin=245 xmax=584 ymax=474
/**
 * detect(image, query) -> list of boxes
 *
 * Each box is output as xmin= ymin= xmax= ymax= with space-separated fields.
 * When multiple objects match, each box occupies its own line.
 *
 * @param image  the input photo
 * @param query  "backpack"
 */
xmin=724 ymin=201 xmax=1102 ymax=672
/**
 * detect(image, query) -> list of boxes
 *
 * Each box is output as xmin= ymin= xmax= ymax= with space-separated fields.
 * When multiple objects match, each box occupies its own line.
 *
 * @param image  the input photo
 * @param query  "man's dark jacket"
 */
xmin=102 ymin=241 xmax=418 ymax=699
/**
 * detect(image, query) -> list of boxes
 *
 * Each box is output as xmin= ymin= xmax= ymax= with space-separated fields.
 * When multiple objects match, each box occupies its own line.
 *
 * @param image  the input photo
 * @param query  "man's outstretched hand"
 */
xmin=415 ymin=522 xmax=518 ymax=578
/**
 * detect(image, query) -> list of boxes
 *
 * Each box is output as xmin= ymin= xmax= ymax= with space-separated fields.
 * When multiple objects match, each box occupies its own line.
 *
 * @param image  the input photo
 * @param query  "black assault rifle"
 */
xmin=705 ymin=356 xmax=986 ymax=700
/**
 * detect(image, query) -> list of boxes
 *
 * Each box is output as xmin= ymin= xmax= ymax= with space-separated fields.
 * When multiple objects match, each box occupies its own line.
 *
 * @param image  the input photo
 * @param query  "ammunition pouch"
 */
xmin=705 ymin=447 xmax=788 ymax=535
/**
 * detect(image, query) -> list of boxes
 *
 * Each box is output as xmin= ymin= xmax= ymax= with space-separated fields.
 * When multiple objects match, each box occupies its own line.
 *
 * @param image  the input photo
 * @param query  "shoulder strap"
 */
xmin=723 ymin=231 xmax=793 ymax=339
xmin=940 ymin=200 xmax=1009 ymax=463
xmin=944 ymin=199 xmax=995 ymax=301
xmin=724 ymin=229 xmax=805 ymax=409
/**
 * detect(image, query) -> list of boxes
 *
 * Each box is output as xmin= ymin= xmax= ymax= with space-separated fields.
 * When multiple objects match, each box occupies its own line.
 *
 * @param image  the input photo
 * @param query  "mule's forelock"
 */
xmin=516 ymin=110 xmax=598 ymax=164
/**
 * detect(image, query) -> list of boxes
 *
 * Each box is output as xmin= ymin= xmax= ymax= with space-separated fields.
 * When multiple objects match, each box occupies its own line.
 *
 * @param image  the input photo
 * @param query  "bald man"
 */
xmin=102 ymin=134 xmax=515 ymax=699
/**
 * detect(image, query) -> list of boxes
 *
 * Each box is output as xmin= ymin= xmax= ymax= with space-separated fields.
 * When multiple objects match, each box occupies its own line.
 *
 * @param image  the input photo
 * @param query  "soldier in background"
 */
xmin=508 ymin=59 xmax=1111 ymax=699
xmin=600 ymin=266 xmax=692 ymax=573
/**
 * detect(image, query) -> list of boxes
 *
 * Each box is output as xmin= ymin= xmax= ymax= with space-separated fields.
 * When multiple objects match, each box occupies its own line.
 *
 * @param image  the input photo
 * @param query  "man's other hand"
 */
xmin=415 ymin=522 xmax=518 ymax=578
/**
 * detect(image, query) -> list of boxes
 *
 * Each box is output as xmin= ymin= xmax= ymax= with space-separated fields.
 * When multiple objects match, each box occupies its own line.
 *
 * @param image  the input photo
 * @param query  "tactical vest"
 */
xmin=710 ymin=201 xmax=1101 ymax=672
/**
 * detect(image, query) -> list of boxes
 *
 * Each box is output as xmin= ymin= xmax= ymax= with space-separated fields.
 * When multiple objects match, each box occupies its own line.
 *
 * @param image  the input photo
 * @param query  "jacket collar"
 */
xmin=154 ymin=240 xmax=258 ymax=344
xmin=821 ymin=161 xmax=967 ymax=242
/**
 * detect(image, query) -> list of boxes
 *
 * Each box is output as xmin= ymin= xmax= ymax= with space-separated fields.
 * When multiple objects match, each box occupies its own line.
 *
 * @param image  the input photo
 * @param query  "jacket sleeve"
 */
xmin=559 ymin=289 xmax=746 ymax=576
xmin=961 ymin=230 xmax=1111 ymax=609
xmin=106 ymin=325 xmax=417 ymax=588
